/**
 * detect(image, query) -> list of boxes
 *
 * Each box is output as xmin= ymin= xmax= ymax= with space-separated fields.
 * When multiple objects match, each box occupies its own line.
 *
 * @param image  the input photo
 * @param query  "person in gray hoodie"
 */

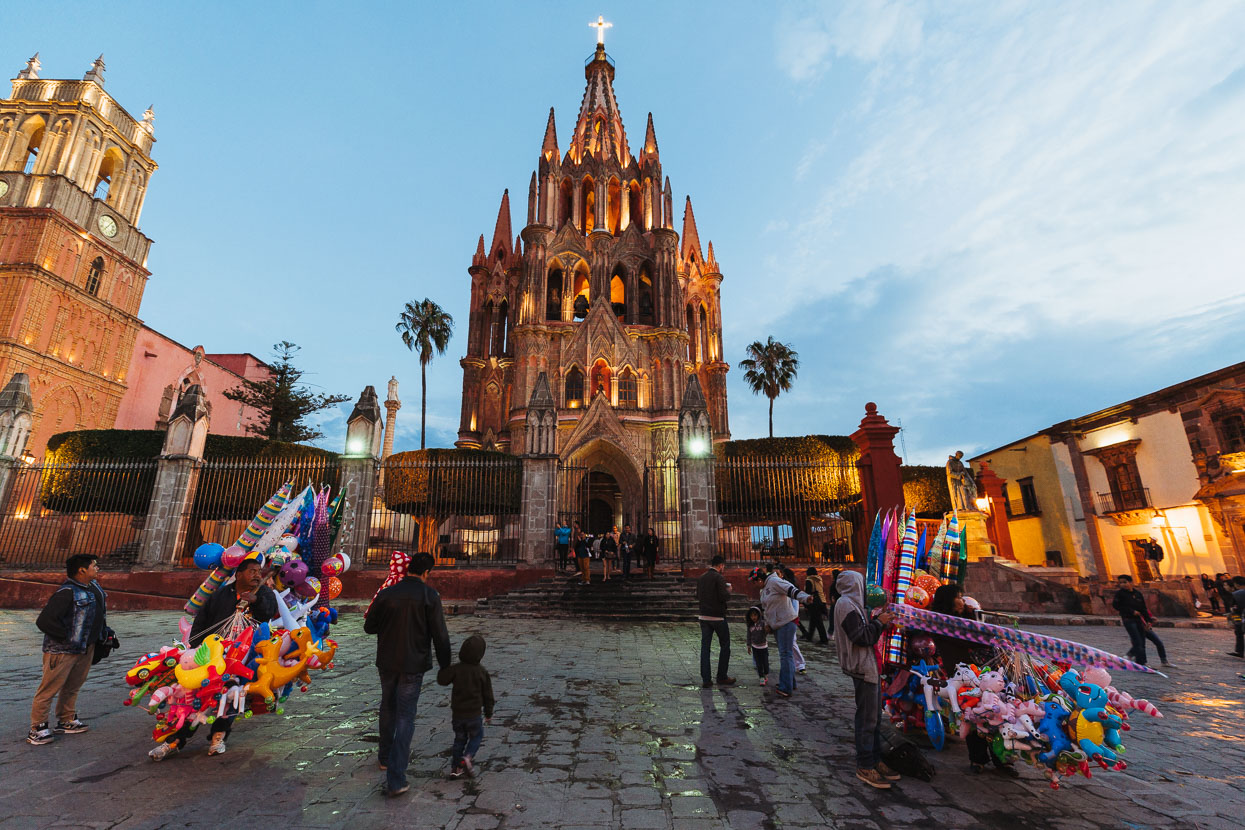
xmin=757 ymin=568 xmax=810 ymax=698
xmin=833 ymin=570 xmax=898 ymax=790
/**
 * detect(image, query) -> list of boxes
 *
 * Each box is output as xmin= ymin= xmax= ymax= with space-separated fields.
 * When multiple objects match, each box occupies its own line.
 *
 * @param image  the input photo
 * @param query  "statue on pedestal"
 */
xmin=945 ymin=450 xmax=978 ymax=512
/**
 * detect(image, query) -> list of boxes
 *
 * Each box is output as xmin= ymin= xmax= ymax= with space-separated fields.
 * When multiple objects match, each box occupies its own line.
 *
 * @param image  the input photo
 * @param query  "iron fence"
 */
xmin=714 ymin=457 xmax=863 ymax=566
xmin=177 ymin=457 xmax=341 ymax=566
xmin=0 ymin=460 xmax=157 ymax=569
xmin=643 ymin=461 xmax=682 ymax=564
xmin=374 ymin=454 xmax=521 ymax=567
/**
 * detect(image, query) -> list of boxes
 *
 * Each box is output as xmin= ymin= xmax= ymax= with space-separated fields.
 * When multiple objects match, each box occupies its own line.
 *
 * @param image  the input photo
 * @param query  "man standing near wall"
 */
xmin=697 ymin=555 xmax=734 ymax=688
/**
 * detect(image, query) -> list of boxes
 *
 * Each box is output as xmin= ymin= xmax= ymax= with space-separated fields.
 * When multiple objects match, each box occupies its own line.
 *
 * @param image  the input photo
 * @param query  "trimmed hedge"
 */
xmin=715 ymin=435 xmax=861 ymax=517
xmin=717 ymin=434 xmax=859 ymax=464
xmin=384 ymin=448 xmax=521 ymax=516
xmin=46 ymin=429 xmax=339 ymax=463
xmin=902 ymin=465 xmax=952 ymax=517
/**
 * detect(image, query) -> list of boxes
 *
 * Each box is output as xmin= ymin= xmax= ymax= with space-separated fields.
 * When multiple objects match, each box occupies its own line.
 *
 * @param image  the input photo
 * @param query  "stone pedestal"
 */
xmin=850 ymin=402 xmax=905 ymax=557
xmin=519 ymin=456 xmax=557 ymax=564
xmin=957 ymin=510 xmax=995 ymax=561
xmin=336 ymin=456 xmax=378 ymax=563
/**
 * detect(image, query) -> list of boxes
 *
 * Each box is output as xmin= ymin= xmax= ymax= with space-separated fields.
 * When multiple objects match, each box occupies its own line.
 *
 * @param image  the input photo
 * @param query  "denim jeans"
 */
xmin=1122 ymin=618 xmax=1167 ymax=665
xmin=378 ymin=670 xmax=425 ymax=791
xmin=775 ymin=621 xmax=797 ymax=693
xmin=622 ymin=550 xmax=632 ymax=578
xmin=853 ymin=677 xmax=882 ymax=769
xmin=451 ymin=715 xmax=485 ymax=765
xmin=699 ymin=619 xmax=730 ymax=684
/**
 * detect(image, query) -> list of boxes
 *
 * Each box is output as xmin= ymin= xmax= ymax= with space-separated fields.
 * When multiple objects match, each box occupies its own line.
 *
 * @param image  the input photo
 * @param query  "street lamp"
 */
xmin=687 ymin=436 xmax=709 ymax=457
xmin=974 ymin=496 xmax=991 ymax=514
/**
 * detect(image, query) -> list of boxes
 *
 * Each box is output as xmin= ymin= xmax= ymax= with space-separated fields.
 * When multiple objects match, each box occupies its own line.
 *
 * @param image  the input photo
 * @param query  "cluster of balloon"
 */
xmin=319 ymin=553 xmax=351 ymax=600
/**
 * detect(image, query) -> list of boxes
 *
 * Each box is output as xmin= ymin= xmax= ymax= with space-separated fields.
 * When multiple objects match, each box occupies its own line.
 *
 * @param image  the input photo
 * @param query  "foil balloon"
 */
xmin=295 ymin=576 xmax=321 ymax=600
xmin=905 ymin=584 xmax=931 ymax=608
xmin=221 ymin=545 xmax=247 ymax=569
xmin=866 ymin=583 xmax=888 ymax=609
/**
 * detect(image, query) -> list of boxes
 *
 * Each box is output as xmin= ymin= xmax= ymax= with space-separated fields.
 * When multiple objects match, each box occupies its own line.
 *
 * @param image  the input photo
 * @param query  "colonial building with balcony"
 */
xmin=970 ymin=360 xmax=1245 ymax=580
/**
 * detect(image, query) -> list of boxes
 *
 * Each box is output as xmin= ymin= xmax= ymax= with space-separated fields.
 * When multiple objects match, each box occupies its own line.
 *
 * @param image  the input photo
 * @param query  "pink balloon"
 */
xmin=295 ymin=576 xmax=321 ymax=599
xmin=221 ymin=545 xmax=247 ymax=569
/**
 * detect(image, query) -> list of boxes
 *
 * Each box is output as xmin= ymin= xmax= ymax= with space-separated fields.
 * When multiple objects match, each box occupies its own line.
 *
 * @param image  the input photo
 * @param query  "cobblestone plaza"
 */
xmin=1 ymin=610 xmax=1242 ymax=830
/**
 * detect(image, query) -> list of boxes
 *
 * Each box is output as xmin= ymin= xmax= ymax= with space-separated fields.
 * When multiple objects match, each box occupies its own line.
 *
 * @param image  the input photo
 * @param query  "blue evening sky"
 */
xmin=8 ymin=1 xmax=1245 ymax=462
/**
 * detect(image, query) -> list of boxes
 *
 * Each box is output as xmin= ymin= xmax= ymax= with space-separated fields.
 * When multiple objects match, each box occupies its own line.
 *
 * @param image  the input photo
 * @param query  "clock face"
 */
xmin=98 ymin=214 xmax=118 ymax=238
xmin=0 ymin=180 xmax=9 ymax=199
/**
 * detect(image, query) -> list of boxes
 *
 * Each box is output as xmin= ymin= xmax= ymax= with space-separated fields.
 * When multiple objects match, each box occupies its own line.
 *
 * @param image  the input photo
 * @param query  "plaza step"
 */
xmin=473 ymin=572 xmax=741 ymax=621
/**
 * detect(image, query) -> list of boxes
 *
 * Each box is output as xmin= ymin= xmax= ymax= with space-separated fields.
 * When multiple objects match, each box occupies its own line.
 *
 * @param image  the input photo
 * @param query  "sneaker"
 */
xmin=856 ymin=767 xmax=892 ymax=789
xmin=760 ymin=677 xmax=768 ymax=686
xmin=26 ymin=724 xmax=53 ymax=746
xmin=148 ymin=742 xmax=179 ymax=762
xmin=385 ymin=783 xmax=410 ymax=797
xmin=208 ymin=734 xmax=227 ymax=756
xmin=462 ymin=756 xmax=475 ymax=778
xmin=54 ymin=718 xmax=88 ymax=734
xmin=1160 ymin=661 xmax=1174 ymax=668
xmin=797 ymin=668 xmax=807 ymax=675
xmin=716 ymin=677 xmax=737 ymax=686
xmin=448 ymin=764 xmax=464 ymax=779
xmin=875 ymin=762 xmax=901 ymax=781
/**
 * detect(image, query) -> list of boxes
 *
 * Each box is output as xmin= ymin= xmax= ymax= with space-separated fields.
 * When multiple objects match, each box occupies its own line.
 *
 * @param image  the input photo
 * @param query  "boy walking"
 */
xmin=437 ymin=634 xmax=495 ymax=778
xmin=833 ymin=570 xmax=899 ymax=789
xmin=29 ymin=554 xmax=108 ymax=745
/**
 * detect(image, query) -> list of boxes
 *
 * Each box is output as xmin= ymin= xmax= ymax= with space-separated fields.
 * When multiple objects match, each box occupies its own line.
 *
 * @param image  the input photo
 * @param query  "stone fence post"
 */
xmin=137 ymin=384 xmax=209 ymax=568
xmin=678 ymin=376 xmax=718 ymax=564
xmin=519 ymin=374 xmax=557 ymax=565
xmin=338 ymin=387 xmax=383 ymax=565
xmin=850 ymin=402 xmax=905 ymax=557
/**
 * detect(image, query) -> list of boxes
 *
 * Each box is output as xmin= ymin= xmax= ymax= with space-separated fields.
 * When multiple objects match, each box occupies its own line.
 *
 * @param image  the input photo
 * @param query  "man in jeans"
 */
xmin=364 ymin=552 xmax=452 ymax=796
xmin=696 ymin=555 xmax=735 ymax=689
xmin=758 ymin=567 xmax=810 ymax=699
xmin=1226 ymin=576 xmax=1245 ymax=658
xmin=29 ymin=554 xmax=108 ymax=745
xmin=1112 ymin=575 xmax=1172 ymax=668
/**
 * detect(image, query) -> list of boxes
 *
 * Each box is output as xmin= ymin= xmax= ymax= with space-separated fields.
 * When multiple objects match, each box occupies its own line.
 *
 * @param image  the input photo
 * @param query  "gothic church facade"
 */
xmin=456 ymin=43 xmax=730 ymax=528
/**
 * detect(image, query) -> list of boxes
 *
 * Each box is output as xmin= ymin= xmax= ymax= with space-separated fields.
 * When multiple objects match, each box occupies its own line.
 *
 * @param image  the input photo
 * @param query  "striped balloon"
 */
xmin=183 ymin=566 xmax=229 ymax=617
xmin=886 ymin=511 xmax=919 ymax=664
xmin=233 ymin=482 xmax=292 ymax=552
xmin=926 ymin=518 xmax=948 ymax=580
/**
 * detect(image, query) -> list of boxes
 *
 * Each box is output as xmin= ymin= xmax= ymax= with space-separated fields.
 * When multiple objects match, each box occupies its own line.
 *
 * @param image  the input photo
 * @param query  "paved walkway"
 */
xmin=1 ymin=610 xmax=1242 ymax=829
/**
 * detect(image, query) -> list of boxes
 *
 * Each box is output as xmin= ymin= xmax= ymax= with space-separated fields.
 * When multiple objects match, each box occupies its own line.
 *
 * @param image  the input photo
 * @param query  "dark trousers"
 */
xmin=556 ymin=544 xmax=569 ymax=570
xmin=751 ymin=647 xmax=769 ymax=678
xmin=622 ymin=550 xmax=632 ymax=578
xmin=803 ymin=606 xmax=829 ymax=643
xmin=451 ymin=715 xmax=485 ymax=765
xmin=378 ymin=670 xmax=425 ymax=791
xmin=699 ymin=619 xmax=730 ymax=684
xmin=852 ymin=677 xmax=882 ymax=770
xmin=1122 ymin=618 xmax=1167 ymax=665
xmin=966 ymin=729 xmax=1004 ymax=767
xmin=1233 ymin=620 xmax=1244 ymax=655
xmin=169 ymin=714 xmax=232 ymax=749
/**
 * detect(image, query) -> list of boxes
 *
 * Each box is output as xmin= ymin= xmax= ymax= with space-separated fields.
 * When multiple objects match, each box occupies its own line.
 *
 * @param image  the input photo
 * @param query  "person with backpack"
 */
xmin=29 ymin=554 xmax=110 ymax=746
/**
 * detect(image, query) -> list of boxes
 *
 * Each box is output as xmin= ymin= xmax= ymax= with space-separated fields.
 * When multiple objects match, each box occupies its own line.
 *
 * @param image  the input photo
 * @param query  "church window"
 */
xmin=85 ymin=257 xmax=103 ymax=297
xmin=493 ymin=300 xmax=509 ymax=355
xmin=607 ymin=177 xmax=622 ymax=234
xmin=610 ymin=268 xmax=626 ymax=322
xmin=565 ymin=367 xmax=584 ymax=407
xmin=572 ymin=265 xmax=590 ymax=319
xmin=652 ymin=359 xmax=662 ymax=410
xmin=1218 ymin=413 xmax=1245 ymax=453
xmin=618 ymin=369 xmax=637 ymax=409
xmin=94 ymin=147 xmax=123 ymax=202
xmin=685 ymin=305 xmax=697 ymax=362
xmin=559 ymin=179 xmax=573 ymax=227
xmin=1107 ymin=460 xmax=1145 ymax=511
xmin=17 ymin=116 xmax=45 ymax=174
xmin=546 ymin=266 xmax=563 ymax=321
xmin=698 ymin=304 xmax=710 ymax=363
xmin=481 ymin=300 xmax=494 ymax=354
xmin=591 ymin=359 xmax=612 ymax=401
xmin=638 ymin=270 xmax=654 ymax=325
xmin=628 ymin=180 xmax=642 ymax=231
xmin=582 ymin=176 xmax=596 ymax=230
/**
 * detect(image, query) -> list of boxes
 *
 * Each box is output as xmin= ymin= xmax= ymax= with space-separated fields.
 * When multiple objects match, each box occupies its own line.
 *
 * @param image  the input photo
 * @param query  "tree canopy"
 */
xmin=223 ymin=341 xmax=350 ymax=443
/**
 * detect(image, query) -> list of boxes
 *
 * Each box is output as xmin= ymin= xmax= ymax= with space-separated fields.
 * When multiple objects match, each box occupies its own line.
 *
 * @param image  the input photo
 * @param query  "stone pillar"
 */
xmin=379 ymin=376 xmax=402 ymax=491
xmin=678 ymin=376 xmax=718 ymax=564
xmin=0 ymin=373 xmax=35 ymax=514
xmin=338 ymin=387 xmax=383 ymax=564
xmin=850 ymin=402 xmax=905 ymax=557
xmin=137 ymin=384 xmax=209 ymax=567
xmin=977 ymin=462 xmax=1016 ymax=561
xmin=519 ymin=374 xmax=557 ymax=565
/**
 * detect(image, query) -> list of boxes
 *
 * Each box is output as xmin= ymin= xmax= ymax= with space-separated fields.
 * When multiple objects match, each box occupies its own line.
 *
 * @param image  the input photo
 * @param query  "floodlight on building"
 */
xmin=346 ymin=437 xmax=365 ymax=455
xmin=974 ymin=497 xmax=991 ymax=514
xmin=688 ymin=437 xmax=709 ymax=457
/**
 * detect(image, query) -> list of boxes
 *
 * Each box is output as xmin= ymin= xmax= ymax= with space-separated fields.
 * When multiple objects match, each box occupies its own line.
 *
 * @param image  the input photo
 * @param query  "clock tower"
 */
xmin=0 ymin=54 xmax=158 ymax=456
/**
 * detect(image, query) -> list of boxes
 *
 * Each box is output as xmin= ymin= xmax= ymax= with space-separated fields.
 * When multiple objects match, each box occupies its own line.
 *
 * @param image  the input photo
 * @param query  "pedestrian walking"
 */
xmin=745 ymin=605 xmax=770 ymax=686
xmin=826 ymin=568 xmax=842 ymax=635
xmin=601 ymin=527 xmax=619 ymax=581
xmin=1227 ymin=576 xmax=1245 ymax=658
xmin=756 ymin=567 xmax=809 ymax=699
xmin=1112 ymin=575 xmax=1172 ymax=668
xmin=619 ymin=524 xmax=637 ymax=579
xmin=149 ymin=553 xmax=278 ymax=760
xmin=29 ymin=554 xmax=110 ymax=746
xmin=363 ymin=552 xmax=452 ymax=797
xmin=1201 ymin=573 xmax=1221 ymax=614
xmin=642 ymin=527 xmax=659 ymax=579
xmin=554 ymin=521 xmax=572 ymax=571
xmin=697 ymin=555 xmax=735 ymax=688
xmin=833 ymin=570 xmax=900 ymax=789
xmin=437 ymin=634 xmax=495 ymax=779
xmin=802 ymin=567 xmax=830 ymax=645
xmin=574 ymin=526 xmax=592 ymax=584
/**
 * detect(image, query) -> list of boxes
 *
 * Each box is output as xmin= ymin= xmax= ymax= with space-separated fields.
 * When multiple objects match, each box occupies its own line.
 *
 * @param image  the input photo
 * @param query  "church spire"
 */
xmin=489 ymin=189 xmax=512 ymax=262
xmin=83 ymin=54 xmax=106 ymax=85
xmin=571 ymin=40 xmax=630 ymax=164
xmin=681 ymin=196 xmax=703 ymax=262
xmin=641 ymin=112 xmax=659 ymax=163
xmin=16 ymin=53 xmax=41 ymax=80
xmin=473 ymin=234 xmax=486 ymax=266
xmin=541 ymin=107 xmax=559 ymax=160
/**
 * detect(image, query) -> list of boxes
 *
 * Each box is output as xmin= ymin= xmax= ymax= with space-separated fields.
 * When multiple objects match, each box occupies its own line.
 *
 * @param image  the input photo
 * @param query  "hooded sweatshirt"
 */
xmin=832 ymin=571 xmax=885 ymax=683
xmin=746 ymin=606 xmax=768 ymax=649
xmin=761 ymin=573 xmax=808 ymax=629
xmin=436 ymin=634 xmax=495 ymax=721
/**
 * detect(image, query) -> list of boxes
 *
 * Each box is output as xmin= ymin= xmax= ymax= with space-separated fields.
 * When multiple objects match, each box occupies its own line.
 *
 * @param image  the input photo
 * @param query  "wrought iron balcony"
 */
xmin=1093 ymin=487 xmax=1151 ymax=514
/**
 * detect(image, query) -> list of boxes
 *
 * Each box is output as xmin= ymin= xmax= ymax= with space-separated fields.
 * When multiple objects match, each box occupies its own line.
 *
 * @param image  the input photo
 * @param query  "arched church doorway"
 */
xmin=587 ymin=470 xmax=621 ymax=534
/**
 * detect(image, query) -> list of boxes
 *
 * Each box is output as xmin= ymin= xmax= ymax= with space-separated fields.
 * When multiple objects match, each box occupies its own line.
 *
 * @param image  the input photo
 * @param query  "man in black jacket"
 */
xmin=1112 ymin=575 xmax=1171 ymax=667
xmin=364 ymin=552 xmax=452 ymax=796
xmin=697 ymin=555 xmax=735 ymax=688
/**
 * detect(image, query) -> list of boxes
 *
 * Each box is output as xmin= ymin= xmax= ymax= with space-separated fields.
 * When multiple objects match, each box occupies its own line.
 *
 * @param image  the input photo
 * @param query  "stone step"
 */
xmin=473 ymin=572 xmax=748 ymax=621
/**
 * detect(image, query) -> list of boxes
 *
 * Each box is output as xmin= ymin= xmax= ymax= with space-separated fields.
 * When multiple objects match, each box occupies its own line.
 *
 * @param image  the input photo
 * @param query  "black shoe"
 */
xmin=716 ymin=677 xmax=737 ymax=686
xmin=1227 ymin=652 xmax=1244 ymax=658
xmin=702 ymin=681 xmax=713 ymax=689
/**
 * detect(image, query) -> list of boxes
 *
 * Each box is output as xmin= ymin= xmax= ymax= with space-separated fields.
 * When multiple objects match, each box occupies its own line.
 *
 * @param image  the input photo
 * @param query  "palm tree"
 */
xmin=738 ymin=336 xmax=799 ymax=438
xmin=395 ymin=299 xmax=454 ymax=449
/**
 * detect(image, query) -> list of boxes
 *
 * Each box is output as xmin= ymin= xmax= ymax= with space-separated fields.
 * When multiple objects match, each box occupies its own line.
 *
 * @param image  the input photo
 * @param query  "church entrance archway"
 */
xmin=559 ymin=438 xmax=643 ymax=533
xmin=587 ymin=471 xmax=621 ymax=533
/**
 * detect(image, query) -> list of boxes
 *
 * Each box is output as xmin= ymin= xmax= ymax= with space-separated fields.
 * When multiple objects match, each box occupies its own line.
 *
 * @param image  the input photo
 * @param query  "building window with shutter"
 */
xmin=85 ymin=257 xmax=104 ymax=296
xmin=1018 ymin=477 xmax=1039 ymax=515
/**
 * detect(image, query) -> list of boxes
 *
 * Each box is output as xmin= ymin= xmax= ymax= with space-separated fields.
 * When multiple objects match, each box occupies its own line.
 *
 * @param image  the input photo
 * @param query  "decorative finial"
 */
xmin=84 ymin=54 xmax=106 ymax=85
xmin=141 ymin=105 xmax=155 ymax=134
xmin=589 ymin=15 xmax=613 ymax=46
xmin=16 ymin=53 xmax=41 ymax=80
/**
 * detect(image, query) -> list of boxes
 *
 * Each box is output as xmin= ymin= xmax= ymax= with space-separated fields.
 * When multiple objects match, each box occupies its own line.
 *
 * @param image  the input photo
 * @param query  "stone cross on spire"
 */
xmin=589 ymin=15 xmax=613 ymax=46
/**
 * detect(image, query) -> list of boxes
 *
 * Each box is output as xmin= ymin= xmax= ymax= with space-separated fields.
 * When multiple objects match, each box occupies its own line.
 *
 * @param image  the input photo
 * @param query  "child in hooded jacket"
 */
xmin=437 ymin=634 xmax=495 ymax=778
xmin=745 ymin=605 xmax=770 ymax=685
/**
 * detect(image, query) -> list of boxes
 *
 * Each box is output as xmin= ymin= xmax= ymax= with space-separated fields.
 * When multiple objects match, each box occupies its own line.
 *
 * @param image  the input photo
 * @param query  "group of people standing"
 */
xmin=554 ymin=521 xmax=660 ymax=583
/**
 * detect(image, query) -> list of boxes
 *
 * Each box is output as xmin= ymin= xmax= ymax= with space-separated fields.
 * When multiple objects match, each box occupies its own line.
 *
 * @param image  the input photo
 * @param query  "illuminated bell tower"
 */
xmin=0 ymin=54 xmax=157 ymax=454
